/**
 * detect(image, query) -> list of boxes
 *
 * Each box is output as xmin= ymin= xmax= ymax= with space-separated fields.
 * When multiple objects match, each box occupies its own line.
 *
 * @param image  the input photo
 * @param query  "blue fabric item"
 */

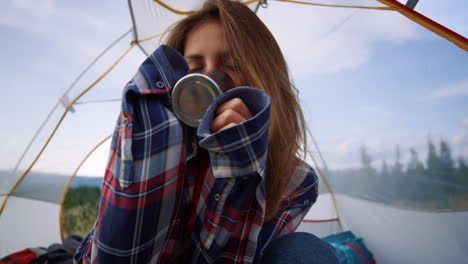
xmin=261 ymin=232 xmax=339 ymax=264
xmin=47 ymin=243 xmax=74 ymax=264
xmin=62 ymin=234 xmax=83 ymax=255
xmin=322 ymin=231 xmax=374 ymax=264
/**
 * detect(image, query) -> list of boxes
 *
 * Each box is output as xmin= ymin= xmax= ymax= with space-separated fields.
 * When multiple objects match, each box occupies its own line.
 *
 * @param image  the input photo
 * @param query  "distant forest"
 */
xmin=63 ymin=138 xmax=468 ymax=235
xmin=326 ymin=138 xmax=468 ymax=210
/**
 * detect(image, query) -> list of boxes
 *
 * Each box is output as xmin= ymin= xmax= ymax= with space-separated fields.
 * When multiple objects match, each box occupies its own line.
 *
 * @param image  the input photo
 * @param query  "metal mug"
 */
xmin=171 ymin=70 xmax=234 ymax=127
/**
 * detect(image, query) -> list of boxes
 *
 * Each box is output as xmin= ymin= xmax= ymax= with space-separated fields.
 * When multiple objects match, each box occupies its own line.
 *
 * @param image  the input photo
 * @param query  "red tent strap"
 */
xmin=344 ymin=243 xmax=369 ymax=264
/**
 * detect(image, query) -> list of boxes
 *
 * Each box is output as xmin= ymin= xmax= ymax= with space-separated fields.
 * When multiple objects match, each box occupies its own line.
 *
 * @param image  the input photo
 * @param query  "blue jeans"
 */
xmin=261 ymin=232 xmax=339 ymax=264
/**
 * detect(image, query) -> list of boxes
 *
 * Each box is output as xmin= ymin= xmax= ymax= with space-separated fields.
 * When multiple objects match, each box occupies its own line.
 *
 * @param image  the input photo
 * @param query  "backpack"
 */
xmin=0 ymin=235 xmax=82 ymax=264
xmin=323 ymin=231 xmax=376 ymax=264
xmin=0 ymin=248 xmax=48 ymax=264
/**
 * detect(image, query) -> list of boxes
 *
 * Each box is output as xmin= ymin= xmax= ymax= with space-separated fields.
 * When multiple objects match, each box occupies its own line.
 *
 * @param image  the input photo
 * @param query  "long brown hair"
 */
xmin=164 ymin=0 xmax=307 ymax=221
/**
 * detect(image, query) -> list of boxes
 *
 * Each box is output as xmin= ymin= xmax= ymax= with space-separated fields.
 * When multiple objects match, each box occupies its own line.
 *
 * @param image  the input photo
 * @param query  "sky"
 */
xmin=1 ymin=0 xmax=467 ymax=179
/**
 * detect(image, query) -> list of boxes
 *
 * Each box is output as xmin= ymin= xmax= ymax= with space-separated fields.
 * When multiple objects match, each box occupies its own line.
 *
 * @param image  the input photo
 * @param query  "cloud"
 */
xmin=428 ymin=79 xmax=468 ymax=99
xmin=356 ymin=104 xmax=392 ymax=117
xmin=413 ymin=1 xmax=468 ymax=37
xmin=450 ymin=131 xmax=468 ymax=158
xmin=1 ymin=0 xmax=144 ymax=100
xmin=257 ymin=1 xmax=423 ymax=78
xmin=0 ymin=0 xmax=139 ymax=174
xmin=336 ymin=139 xmax=357 ymax=156
xmin=463 ymin=118 xmax=468 ymax=127
xmin=1 ymin=0 xmax=130 ymax=63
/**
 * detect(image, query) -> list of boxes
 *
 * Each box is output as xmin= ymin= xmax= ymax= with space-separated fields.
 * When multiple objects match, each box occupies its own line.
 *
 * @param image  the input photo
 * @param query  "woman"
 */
xmin=74 ymin=0 xmax=338 ymax=263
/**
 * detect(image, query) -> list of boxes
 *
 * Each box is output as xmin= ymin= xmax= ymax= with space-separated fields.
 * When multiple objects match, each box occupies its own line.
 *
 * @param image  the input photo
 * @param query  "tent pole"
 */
xmin=307 ymin=129 xmax=344 ymax=231
xmin=0 ymin=43 xmax=136 ymax=217
xmin=59 ymin=135 xmax=112 ymax=242
xmin=128 ymin=0 xmax=149 ymax=56
xmin=254 ymin=0 xmax=263 ymax=13
xmin=378 ymin=0 xmax=467 ymax=51
xmin=127 ymin=0 xmax=139 ymax=44
xmin=136 ymin=43 xmax=150 ymax=57
xmin=7 ymin=29 xmax=131 ymax=182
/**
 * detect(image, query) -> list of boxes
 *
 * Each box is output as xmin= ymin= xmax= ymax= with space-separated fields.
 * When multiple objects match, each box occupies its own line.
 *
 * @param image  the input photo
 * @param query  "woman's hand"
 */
xmin=211 ymin=98 xmax=253 ymax=132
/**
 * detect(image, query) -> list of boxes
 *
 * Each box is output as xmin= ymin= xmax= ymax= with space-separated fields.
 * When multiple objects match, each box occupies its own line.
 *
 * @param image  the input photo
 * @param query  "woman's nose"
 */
xmin=205 ymin=61 xmax=219 ymax=73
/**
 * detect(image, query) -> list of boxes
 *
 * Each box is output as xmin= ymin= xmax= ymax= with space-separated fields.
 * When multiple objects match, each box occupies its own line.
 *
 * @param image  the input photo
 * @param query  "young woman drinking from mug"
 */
xmin=74 ymin=0 xmax=338 ymax=263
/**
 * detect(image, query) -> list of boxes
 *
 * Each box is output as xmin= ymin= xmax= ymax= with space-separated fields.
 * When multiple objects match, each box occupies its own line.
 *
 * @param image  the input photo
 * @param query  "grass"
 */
xmin=62 ymin=186 xmax=100 ymax=237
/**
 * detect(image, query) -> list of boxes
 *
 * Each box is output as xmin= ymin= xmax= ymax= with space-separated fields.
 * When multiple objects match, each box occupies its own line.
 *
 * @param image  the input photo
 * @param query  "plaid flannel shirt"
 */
xmin=74 ymin=45 xmax=318 ymax=264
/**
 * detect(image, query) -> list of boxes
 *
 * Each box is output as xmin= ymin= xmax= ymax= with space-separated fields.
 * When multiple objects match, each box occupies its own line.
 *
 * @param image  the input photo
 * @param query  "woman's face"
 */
xmin=184 ymin=20 xmax=247 ymax=88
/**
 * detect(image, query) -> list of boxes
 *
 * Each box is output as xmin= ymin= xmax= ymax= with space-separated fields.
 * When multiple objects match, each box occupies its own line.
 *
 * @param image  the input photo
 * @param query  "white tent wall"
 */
xmin=296 ymin=220 xmax=342 ymax=239
xmin=1 ymin=0 xmax=467 ymax=262
xmin=296 ymin=193 xmax=342 ymax=238
xmin=305 ymin=192 xmax=339 ymax=221
xmin=279 ymin=192 xmax=468 ymax=263
xmin=0 ymin=197 xmax=61 ymax=257
xmin=0 ymin=11 xmax=145 ymax=255
xmin=327 ymin=194 xmax=467 ymax=264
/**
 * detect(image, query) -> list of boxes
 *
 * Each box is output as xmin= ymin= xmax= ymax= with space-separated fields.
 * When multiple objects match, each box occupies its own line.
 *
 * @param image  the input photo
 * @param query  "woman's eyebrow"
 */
xmin=184 ymin=54 xmax=204 ymax=61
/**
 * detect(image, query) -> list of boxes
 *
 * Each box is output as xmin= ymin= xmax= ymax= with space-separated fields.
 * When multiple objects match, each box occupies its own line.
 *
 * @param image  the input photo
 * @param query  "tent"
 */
xmin=1 ymin=0 xmax=467 ymax=263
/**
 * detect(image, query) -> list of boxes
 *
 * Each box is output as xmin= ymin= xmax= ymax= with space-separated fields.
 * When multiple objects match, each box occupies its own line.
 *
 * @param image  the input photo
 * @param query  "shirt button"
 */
xmin=123 ymin=117 xmax=129 ymax=126
xmin=214 ymin=193 xmax=221 ymax=201
xmin=156 ymin=81 xmax=165 ymax=88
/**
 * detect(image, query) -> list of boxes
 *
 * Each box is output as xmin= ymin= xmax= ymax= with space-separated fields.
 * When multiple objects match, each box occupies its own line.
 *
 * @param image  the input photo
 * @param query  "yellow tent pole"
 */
xmin=135 ymin=33 xmax=163 ymax=44
xmin=150 ymin=0 xmax=467 ymax=50
xmin=152 ymin=0 xmax=391 ymax=15
xmin=152 ymin=0 xmax=195 ymax=15
xmin=308 ymin=145 xmax=345 ymax=231
xmin=274 ymin=0 xmax=392 ymax=11
xmin=59 ymin=134 xmax=112 ymax=241
xmin=0 ymin=43 xmax=136 ymax=217
xmin=0 ymin=27 xmax=164 ymax=218
xmin=152 ymin=0 xmax=259 ymax=15
xmin=75 ymin=98 xmax=121 ymax=105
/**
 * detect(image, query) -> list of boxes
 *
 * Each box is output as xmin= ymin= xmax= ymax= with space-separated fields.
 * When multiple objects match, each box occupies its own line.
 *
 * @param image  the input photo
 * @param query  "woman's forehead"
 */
xmin=184 ymin=20 xmax=228 ymax=57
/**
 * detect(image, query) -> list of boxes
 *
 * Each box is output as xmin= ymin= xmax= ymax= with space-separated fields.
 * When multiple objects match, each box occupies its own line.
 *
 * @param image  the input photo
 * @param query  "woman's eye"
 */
xmin=189 ymin=67 xmax=204 ymax=73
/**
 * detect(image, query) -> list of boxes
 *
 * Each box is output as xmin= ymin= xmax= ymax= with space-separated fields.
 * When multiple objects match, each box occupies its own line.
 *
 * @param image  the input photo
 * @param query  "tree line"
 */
xmin=360 ymin=138 xmax=467 ymax=186
xmin=325 ymin=138 xmax=467 ymax=210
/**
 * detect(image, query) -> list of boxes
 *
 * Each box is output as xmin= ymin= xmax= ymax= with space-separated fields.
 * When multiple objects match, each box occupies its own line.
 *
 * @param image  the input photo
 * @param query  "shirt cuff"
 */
xmin=197 ymin=87 xmax=271 ymax=179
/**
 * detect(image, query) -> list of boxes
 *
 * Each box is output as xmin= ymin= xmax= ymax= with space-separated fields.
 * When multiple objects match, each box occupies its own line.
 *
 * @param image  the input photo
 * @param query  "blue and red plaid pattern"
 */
xmin=73 ymin=45 xmax=318 ymax=264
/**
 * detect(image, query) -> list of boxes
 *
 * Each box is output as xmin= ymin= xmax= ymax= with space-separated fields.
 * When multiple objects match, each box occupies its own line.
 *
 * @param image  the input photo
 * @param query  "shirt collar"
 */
xmin=132 ymin=45 xmax=189 ymax=94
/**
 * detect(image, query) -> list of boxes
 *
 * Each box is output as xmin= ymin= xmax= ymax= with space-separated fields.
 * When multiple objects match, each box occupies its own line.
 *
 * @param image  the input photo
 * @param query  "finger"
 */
xmin=211 ymin=109 xmax=247 ymax=132
xmin=216 ymin=98 xmax=253 ymax=120
xmin=219 ymin=122 xmax=237 ymax=131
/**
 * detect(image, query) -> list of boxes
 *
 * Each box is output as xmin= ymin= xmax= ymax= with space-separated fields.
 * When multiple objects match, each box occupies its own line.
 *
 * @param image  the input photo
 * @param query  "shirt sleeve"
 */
xmin=185 ymin=87 xmax=268 ymax=263
xmin=197 ymin=87 xmax=271 ymax=180
xmin=74 ymin=45 xmax=189 ymax=264
xmin=255 ymin=163 xmax=319 ymax=261
xmin=195 ymin=87 xmax=319 ymax=263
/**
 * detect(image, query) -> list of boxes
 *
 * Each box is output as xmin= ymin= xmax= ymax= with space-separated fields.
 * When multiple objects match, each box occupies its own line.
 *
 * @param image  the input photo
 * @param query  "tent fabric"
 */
xmin=0 ymin=44 xmax=136 ymax=210
xmin=299 ymin=194 xmax=468 ymax=264
xmin=1 ymin=0 xmax=467 ymax=263
xmin=140 ymin=0 xmax=468 ymax=50
xmin=0 ymin=197 xmax=61 ymax=257
xmin=377 ymin=0 xmax=468 ymax=50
